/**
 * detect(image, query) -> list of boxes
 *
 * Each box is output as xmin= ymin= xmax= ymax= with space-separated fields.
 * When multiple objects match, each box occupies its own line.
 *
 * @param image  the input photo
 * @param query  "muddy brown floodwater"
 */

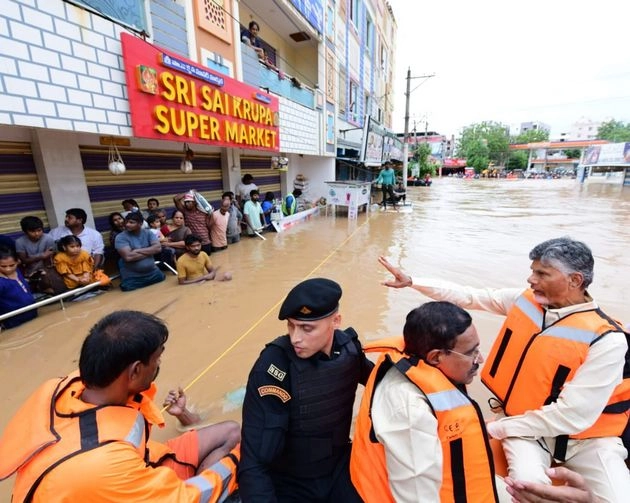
xmin=1 ymin=178 xmax=629 ymax=498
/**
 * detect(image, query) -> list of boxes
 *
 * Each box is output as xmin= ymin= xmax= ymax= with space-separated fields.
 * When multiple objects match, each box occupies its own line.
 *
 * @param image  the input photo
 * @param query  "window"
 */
xmin=67 ymin=0 xmax=147 ymax=32
xmin=338 ymin=67 xmax=347 ymax=117
xmin=365 ymin=17 xmax=373 ymax=54
xmin=350 ymin=0 xmax=360 ymax=27
xmin=349 ymin=81 xmax=359 ymax=123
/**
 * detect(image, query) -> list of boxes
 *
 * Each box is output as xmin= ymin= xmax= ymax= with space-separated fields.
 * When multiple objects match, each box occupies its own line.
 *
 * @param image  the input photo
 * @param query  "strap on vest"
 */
xmin=24 ymin=408 xmax=117 ymax=503
xmin=488 ymin=328 xmax=512 ymax=378
xmin=542 ymin=365 xmax=571 ymax=462
xmin=603 ymin=400 xmax=630 ymax=414
xmin=450 ymin=437 xmax=467 ymax=503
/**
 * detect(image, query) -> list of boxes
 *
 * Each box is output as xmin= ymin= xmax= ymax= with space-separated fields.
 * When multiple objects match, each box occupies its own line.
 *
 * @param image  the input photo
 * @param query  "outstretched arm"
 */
xmin=378 ymin=255 xmax=413 ymax=288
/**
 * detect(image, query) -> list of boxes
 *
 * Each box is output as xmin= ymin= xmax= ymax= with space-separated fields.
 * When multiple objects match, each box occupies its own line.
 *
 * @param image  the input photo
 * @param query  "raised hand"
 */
xmin=378 ymin=256 xmax=412 ymax=289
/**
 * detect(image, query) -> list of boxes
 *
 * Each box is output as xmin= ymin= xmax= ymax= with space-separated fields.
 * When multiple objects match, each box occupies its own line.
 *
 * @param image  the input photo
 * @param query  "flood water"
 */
xmin=1 ymin=178 xmax=629 ymax=497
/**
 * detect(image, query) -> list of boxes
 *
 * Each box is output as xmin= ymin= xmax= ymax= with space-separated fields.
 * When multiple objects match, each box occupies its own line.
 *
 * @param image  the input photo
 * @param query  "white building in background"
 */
xmin=565 ymin=117 xmax=607 ymax=141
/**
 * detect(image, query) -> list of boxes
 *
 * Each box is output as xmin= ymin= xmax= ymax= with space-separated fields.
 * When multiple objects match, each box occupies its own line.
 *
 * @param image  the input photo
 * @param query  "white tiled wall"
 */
xmin=0 ymin=0 xmax=133 ymax=136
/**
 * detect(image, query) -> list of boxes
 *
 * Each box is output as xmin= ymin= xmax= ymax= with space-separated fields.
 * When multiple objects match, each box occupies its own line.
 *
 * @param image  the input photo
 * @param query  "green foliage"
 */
xmin=506 ymin=150 xmax=528 ymax=170
xmin=458 ymin=121 xmax=510 ymax=168
xmin=597 ymin=120 xmax=630 ymax=142
xmin=562 ymin=149 xmax=581 ymax=159
xmin=512 ymin=129 xmax=549 ymax=144
xmin=415 ymin=143 xmax=437 ymax=177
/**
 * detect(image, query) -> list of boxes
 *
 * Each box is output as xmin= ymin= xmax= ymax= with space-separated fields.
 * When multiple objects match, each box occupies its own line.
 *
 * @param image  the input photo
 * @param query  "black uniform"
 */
xmin=238 ymin=328 xmax=373 ymax=502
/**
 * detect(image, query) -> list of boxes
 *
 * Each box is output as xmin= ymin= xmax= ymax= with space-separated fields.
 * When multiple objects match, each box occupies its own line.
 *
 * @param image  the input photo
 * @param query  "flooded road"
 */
xmin=1 ymin=178 xmax=629 ymax=497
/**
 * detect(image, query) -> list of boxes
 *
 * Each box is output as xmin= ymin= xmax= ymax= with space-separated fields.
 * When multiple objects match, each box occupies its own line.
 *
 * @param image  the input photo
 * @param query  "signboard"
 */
xmin=289 ymin=0 xmax=324 ymax=33
xmin=121 ymin=33 xmax=279 ymax=152
xmin=362 ymin=116 xmax=385 ymax=166
xmin=583 ymin=143 xmax=630 ymax=165
xmin=383 ymin=134 xmax=403 ymax=162
xmin=325 ymin=181 xmax=371 ymax=220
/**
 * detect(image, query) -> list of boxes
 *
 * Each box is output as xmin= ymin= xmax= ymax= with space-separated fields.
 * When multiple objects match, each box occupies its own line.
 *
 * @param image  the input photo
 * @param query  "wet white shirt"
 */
xmin=50 ymin=225 xmax=105 ymax=256
xmin=410 ymin=277 xmax=627 ymax=440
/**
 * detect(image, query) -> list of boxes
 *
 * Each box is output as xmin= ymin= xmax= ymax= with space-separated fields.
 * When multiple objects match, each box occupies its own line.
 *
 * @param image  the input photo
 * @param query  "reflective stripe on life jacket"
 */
xmin=351 ymin=344 xmax=498 ymax=503
xmin=0 ymin=374 xmax=148 ymax=503
xmin=480 ymin=289 xmax=630 ymax=441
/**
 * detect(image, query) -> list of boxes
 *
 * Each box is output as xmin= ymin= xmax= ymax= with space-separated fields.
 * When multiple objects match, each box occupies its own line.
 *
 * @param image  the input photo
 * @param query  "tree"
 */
xmin=458 ymin=121 xmax=510 ymax=170
xmin=513 ymin=129 xmax=549 ymax=144
xmin=562 ymin=149 xmax=581 ymax=159
xmin=597 ymin=120 xmax=630 ymax=142
xmin=415 ymin=142 xmax=437 ymax=177
xmin=506 ymin=150 xmax=528 ymax=170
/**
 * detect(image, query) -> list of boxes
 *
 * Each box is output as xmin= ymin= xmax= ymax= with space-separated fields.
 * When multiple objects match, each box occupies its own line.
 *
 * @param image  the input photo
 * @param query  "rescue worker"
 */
xmin=378 ymin=236 xmax=630 ymax=501
xmin=238 ymin=278 xmax=374 ymax=502
xmin=281 ymin=188 xmax=302 ymax=216
xmin=0 ymin=311 xmax=240 ymax=502
xmin=351 ymin=301 xmax=501 ymax=502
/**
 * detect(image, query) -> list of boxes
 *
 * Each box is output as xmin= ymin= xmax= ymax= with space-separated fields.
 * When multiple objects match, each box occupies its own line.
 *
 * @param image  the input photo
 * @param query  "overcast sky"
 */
xmin=387 ymin=0 xmax=630 ymax=138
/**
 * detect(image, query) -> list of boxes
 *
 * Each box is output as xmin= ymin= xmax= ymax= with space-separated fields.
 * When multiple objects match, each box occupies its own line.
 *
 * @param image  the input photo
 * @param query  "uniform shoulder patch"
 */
xmin=258 ymin=385 xmax=291 ymax=403
xmin=267 ymin=363 xmax=286 ymax=382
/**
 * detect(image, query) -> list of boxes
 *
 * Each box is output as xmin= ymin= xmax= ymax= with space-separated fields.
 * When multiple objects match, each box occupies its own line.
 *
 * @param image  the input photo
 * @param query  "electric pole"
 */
xmin=402 ymin=69 xmax=435 ymax=189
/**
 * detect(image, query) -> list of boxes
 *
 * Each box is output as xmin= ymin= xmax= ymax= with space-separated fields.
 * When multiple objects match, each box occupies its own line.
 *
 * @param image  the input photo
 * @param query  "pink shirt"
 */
xmin=210 ymin=210 xmax=229 ymax=248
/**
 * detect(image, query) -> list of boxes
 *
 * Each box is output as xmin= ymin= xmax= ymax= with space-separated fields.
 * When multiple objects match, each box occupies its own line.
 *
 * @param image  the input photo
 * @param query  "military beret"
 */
xmin=278 ymin=278 xmax=342 ymax=321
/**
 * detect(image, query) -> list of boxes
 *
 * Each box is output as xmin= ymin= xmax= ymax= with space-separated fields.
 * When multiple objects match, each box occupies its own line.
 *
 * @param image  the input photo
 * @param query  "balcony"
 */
xmin=241 ymin=43 xmax=315 ymax=110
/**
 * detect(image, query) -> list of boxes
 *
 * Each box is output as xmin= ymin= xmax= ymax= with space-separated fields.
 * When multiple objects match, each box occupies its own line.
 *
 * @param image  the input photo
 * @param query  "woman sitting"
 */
xmin=165 ymin=210 xmax=192 ymax=258
xmin=0 ymin=246 xmax=37 ymax=329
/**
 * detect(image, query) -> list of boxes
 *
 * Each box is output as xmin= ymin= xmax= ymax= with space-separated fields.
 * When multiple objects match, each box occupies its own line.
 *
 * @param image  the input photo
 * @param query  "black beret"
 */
xmin=278 ymin=278 xmax=342 ymax=321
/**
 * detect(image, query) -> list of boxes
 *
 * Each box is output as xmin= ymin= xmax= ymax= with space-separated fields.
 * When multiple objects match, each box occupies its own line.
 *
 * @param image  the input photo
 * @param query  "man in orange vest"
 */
xmin=351 ymin=301 xmax=502 ymax=502
xmin=378 ymin=236 xmax=630 ymax=501
xmin=0 ymin=310 xmax=240 ymax=502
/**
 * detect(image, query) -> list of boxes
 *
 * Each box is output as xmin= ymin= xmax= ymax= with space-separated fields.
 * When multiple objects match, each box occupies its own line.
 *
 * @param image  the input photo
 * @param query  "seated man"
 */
xmin=351 ymin=301 xmax=503 ymax=502
xmin=15 ymin=216 xmax=56 ymax=293
xmin=0 ymin=310 xmax=240 ymax=501
xmin=176 ymin=235 xmax=231 ymax=284
xmin=49 ymin=208 xmax=105 ymax=270
xmin=115 ymin=213 xmax=165 ymax=291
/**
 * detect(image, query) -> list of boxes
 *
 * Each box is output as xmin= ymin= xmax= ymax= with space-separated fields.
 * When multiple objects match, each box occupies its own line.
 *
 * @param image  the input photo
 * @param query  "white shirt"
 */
xmin=410 ymin=277 xmax=627 ymax=440
xmin=372 ymin=367 xmax=442 ymax=502
xmin=49 ymin=225 xmax=105 ymax=256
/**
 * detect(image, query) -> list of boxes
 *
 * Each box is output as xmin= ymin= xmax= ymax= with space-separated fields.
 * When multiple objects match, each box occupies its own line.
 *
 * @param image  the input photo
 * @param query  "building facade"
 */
xmin=0 ymin=0 xmax=398 ymax=240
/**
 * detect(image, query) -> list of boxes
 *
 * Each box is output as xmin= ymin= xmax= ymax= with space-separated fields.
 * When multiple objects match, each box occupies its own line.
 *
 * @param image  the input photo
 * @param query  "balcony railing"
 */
xmin=241 ymin=43 xmax=314 ymax=110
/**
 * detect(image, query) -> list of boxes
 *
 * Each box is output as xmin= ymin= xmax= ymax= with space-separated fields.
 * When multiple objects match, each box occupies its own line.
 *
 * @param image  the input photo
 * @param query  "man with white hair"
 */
xmin=379 ymin=237 xmax=630 ymax=502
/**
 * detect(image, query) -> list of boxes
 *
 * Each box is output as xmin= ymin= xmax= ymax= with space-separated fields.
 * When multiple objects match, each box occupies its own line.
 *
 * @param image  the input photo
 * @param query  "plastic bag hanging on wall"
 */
xmin=108 ymin=141 xmax=126 ymax=175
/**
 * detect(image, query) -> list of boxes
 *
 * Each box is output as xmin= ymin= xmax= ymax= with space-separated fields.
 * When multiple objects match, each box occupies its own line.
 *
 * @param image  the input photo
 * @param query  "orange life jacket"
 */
xmin=351 ymin=338 xmax=498 ymax=503
xmin=481 ymin=290 xmax=630 ymax=450
xmin=0 ymin=372 xmax=238 ymax=503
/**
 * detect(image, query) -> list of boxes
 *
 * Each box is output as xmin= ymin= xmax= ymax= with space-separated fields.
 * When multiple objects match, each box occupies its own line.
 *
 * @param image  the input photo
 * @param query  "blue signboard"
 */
xmin=289 ymin=0 xmax=324 ymax=34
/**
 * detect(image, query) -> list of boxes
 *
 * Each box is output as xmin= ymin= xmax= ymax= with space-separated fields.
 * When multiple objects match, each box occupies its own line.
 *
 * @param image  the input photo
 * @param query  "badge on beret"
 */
xmin=258 ymin=385 xmax=291 ymax=402
xmin=267 ymin=364 xmax=286 ymax=382
xmin=299 ymin=306 xmax=312 ymax=315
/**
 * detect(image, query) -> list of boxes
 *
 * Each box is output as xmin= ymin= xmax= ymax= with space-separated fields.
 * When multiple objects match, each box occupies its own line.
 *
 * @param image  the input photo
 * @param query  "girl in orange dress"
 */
xmin=54 ymin=235 xmax=94 ymax=290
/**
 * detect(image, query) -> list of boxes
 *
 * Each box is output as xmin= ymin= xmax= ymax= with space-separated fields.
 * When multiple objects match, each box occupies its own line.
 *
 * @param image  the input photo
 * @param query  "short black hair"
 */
xmin=403 ymin=302 xmax=472 ymax=358
xmin=20 ymin=216 xmax=44 ymax=232
xmin=249 ymin=189 xmax=260 ymax=198
xmin=79 ymin=311 xmax=168 ymax=388
xmin=293 ymin=189 xmax=302 ymax=198
xmin=146 ymin=214 xmax=159 ymax=225
xmin=0 ymin=246 xmax=17 ymax=262
xmin=125 ymin=212 xmax=143 ymax=224
xmin=242 ymin=174 xmax=254 ymax=184
xmin=222 ymin=191 xmax=234 ymax=199
xmin=147 ymin=198 xmax=159 ymax=206
xmin=185 ymin=234 xmax=202 ymax=246
xmin=66 ymin=208 xmax=87 ymax=224
xmin=248 ymin=21 xmax=260 ymax=31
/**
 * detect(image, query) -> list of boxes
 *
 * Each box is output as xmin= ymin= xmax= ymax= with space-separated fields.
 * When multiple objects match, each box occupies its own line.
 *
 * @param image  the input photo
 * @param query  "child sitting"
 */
xmin=0 ymin=246 xmax=37 ymax=329
xmin=54 ymin=235 xmax=94 ymax=290
xmin=146 ymin=214 xmax=167 ymax=242
xmin=147 ymin=214 xmax=176 ymax=269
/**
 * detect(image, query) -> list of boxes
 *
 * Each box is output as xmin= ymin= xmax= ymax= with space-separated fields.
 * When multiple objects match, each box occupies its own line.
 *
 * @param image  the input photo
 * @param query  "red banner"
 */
xmin=121 ymin=33 xmax=279 ymax=152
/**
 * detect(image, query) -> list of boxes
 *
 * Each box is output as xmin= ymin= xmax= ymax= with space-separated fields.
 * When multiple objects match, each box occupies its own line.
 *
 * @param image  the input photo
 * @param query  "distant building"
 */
xmin=565 ymin=117 xmax=605 ymax=141
xmin=520 ymin=121 xmax=551 ymax=134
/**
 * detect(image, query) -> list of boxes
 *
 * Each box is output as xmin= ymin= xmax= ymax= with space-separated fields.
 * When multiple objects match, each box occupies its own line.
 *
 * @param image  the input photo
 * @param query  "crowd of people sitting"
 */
xmin=0 ymin=174 xmax=303 ymax=331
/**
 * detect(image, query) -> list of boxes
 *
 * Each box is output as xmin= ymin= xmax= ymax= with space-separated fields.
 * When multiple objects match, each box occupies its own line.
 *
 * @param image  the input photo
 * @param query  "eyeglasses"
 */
xmin=446 ymin=347 xmax=483 ymax=365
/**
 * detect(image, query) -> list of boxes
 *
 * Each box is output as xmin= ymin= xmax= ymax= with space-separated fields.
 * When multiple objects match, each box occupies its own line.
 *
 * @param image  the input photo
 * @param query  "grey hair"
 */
xmin=529 ymin=237 xmax=594 ymax=288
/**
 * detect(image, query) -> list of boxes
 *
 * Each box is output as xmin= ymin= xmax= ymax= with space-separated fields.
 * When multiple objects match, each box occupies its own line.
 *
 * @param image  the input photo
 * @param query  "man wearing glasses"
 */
xmin=351 ymin=301 xmax=503 ymax=502
xmin=377 ymin=236 xmax=630 ymax=502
